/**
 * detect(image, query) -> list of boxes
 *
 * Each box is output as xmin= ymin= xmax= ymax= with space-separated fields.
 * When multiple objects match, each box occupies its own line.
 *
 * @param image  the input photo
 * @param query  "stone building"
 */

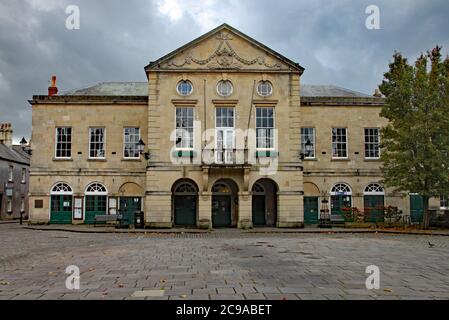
xmin=28 ymin=24 xmax=438 ymax=227
xmin=0 ymin=123 xmax=30 ymax=220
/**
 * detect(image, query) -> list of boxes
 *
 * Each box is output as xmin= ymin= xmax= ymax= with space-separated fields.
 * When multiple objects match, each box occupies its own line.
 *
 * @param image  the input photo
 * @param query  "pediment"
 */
xmin=146 ymin=24 xmax=303 ymax=73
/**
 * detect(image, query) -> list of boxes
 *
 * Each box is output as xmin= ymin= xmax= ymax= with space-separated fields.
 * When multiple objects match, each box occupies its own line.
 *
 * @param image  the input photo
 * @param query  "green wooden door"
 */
xmin=304 ymin=197 xmax=319 ymax=225
xmin=410 ymin=195 xmax=424 ymax=223
xmin=364 ymin=195 xmax=384 ymax=222
xmin=174 ymin=195 xmax=196 ymax=226
xmin=212 ymin=195 xmax=232 ymax=228
xmin=252 ymin=195 xmax=266 ymax=226
xmin=50 ymin=195 xmax=73 ymax=224
xmin=331 ymin=195 xmax=351 ymax=222
xmin=120 ymin=197 xmax=142 ymax=225
xmin=85 ymin=195 xmax=107 ymax=225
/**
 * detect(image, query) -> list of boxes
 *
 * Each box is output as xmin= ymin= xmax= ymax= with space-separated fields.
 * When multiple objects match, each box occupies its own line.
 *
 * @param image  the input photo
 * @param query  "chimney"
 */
xmin=0 ymin=123 xmax=13 ymax=146
xmin=373 ymin=89 xmax=382 ymax=98
xmin=48 ymin=75 xmax=58 ymax=96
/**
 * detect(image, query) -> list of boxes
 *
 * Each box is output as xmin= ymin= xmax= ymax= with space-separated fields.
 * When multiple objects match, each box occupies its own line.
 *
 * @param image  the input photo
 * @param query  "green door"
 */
xmin=212 ymin=195 xmax=232 ymax=228
xmin=50 ymin=195 xmax=73 ymax=224
xmin=174 ymin=195 xmax=196 ymax=226
xmin=120 ymin=197 xmax=142 ymax=225
xmin=304 ymin=197 xmax=319 ymax=225
xmin=252 ymin=195 xmax=266 ymax=226
xmin=410 ymin=195 xmax=424 ymax=223
xmin=85 ymin=195 xmax=107 ymax=225
xmin=364 ymin=195 xmax=385 ymax=222
xmin=331 ymin=195 xmax=351 ymax=222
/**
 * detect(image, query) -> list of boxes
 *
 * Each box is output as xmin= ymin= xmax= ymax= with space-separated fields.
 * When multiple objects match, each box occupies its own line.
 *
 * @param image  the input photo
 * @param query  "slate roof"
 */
xmin=0 ymin=144 xmax=30 ymax=165
xmin=61 ymin=82 xmax=372 ymax=98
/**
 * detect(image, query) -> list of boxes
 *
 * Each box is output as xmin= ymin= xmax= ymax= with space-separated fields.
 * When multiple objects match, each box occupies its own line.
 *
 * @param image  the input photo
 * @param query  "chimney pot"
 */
xmin=48 ymin=75 xmax=58 ymax=96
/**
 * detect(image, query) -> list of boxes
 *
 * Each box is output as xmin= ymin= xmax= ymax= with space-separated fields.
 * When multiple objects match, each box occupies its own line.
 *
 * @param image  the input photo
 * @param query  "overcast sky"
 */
xmin=0 ymin=0 xmax=448 ymax=142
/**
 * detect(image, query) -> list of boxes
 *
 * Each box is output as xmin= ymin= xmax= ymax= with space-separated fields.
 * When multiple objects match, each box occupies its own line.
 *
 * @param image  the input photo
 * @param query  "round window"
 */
xmin=257 ymin=81 xmax=273 ymax=97
xmin=217 ymin=80 xmax=233 ymax=97
xmin=177 ymin=80 xmax=193 ymax=96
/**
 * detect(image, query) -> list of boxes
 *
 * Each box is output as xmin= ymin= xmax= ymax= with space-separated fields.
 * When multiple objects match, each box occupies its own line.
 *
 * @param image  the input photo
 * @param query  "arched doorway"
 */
xmin=84 ymin=182 xmax=108 ymax=225
xmin=364 ymin=183 xmax=385 ymax=222
xmin=172 ymin=180 xmax=198 ymax=227
xmin=252 ymin=179 xmax=278 ymax=227
xmin=330 ymin=183 xmax=352 ymax=222
xmin=50 ymin=182 xmax=73 ymax=224
xmin=119 ymin=182 xmax=144 ymax=222
xmin=212 ymin=179 xmax=238 ymax=228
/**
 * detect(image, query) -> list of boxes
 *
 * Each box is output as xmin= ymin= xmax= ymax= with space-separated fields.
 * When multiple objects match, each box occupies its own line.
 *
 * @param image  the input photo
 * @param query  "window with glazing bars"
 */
xmin=256 ymin=107 xmax=274 ymax=149
xmin=55 ymin=127 xmax=72 ymax=158
xmin=124 ymin=128 xmax=140 ymax=158
xmin=89 ymin=128 xmax=105 ymax=158
xmin=364 ymin=128 xmax=380 ymax=159
xmin=332 ymin=128 xmax=348 ymax=158
xmin=176 ymin=108 xmax=194 ymax=149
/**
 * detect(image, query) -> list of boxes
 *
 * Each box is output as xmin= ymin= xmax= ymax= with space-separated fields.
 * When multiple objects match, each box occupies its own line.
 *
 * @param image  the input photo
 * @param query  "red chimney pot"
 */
xmin=48 ymin=75 xmax=58 ymax=96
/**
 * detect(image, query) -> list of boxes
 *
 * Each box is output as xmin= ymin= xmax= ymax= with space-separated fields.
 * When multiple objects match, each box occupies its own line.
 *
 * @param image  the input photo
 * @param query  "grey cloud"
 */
xmin=0 ymin=0 xmax=448 ymax=141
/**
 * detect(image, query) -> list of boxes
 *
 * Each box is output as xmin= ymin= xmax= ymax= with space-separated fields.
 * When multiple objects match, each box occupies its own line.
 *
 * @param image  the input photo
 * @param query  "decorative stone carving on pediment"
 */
xmin=165 ymin=31 xmax=283 ymax=71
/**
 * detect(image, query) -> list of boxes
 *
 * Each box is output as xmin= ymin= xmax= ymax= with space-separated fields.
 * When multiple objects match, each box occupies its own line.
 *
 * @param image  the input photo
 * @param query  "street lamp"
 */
xmin=138 ymin=139 xmax=151 ymax=160
xmin=299 ymin=139 xmax=313 ymax=160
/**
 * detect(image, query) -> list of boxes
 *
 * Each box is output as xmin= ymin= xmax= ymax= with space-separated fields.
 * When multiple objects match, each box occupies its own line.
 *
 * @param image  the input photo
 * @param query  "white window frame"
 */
xmin=7 ymin=197 xmax=12 ymax=213
xmin=301 ymin=127 xmax=316 ymax=159
xmin=8 ymin=165 xmax=13 ymax=181
xmin=176 ymin=80 xmax=193 ymax=97
xmin=216 ymin=80 xmax=234 ymax=97
xmin=55 ymin=127 xmax=72 ymax=159
xmin=332 ymin=127 xmax=348 ymax=159
xmin=175 ymin=107 xmax=195 ymax=151
xmin=256 ymin=107 xmax=276 ymax=151
xmin=215 ymin=107 xmax=235 ymax=164
xmin=256 ymin=81 xmax=273 ymax=98
xmin=21 ymin=168 xmax=26 ymax=184
xmin=123 ymin=127 xmax=141 ymax=159
xmin=89 ymin=127 xmax=106 ymax=159
xmin=440 ymin=195 xmax=448 ymax=210
xmin=364 ymin=128 xmax=381 ymax=159
xmin=364 ymin=183 xmax=385 ymax=196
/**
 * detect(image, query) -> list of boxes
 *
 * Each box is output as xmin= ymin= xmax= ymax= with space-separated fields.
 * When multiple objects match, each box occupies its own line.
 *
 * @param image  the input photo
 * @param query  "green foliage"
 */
xmin=379 ymin=46 xmax=449 ymax=227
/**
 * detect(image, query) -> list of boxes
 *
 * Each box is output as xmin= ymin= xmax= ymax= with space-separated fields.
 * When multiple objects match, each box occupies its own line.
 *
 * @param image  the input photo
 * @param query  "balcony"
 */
xmin=202 ymin=148 xmax=249 ymax=167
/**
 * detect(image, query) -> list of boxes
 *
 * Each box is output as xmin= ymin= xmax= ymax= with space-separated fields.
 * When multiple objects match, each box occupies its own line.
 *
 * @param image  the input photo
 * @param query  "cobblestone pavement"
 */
xmin=1 ymin=224 xmax=448 ymax=300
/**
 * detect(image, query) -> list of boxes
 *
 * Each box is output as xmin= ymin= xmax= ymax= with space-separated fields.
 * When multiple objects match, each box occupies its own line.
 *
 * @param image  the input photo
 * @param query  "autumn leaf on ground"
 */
xmin=0 ymin=281 xmax=10 ymax=285
xmin=117 ymin=283 xmax=124 ymax=288
xmin=180 ymin=294 xmax=187 ymax=299
xmin=384 ymin=288 xmax=393 ymax=293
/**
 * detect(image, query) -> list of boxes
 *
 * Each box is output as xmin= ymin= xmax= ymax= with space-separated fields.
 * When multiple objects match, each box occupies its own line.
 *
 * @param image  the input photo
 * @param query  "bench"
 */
xmin=94 ymin=214 xmax=122 ymax=227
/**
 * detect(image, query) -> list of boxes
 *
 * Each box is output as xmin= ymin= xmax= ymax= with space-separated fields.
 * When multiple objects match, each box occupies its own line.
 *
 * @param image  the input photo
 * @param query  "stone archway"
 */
xmin=172 ymin=179 xmax=199 ymax=227
xmin=251 ymin=179 xmax=278 ymax=227
xmin=212 ymin=179 xmax=239 ymax=228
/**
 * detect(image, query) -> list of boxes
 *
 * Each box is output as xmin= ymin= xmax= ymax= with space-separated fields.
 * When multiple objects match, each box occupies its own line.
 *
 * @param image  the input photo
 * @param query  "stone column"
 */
xmin=145 ymin=192 xmax=172 ymax=228
xmin=238 ymin=191 xmax=252 ymax=229
xmin=277 ymin=192 xmax=304 ymax=228
xmin=198 ymin=192 xmax=212 ymax=229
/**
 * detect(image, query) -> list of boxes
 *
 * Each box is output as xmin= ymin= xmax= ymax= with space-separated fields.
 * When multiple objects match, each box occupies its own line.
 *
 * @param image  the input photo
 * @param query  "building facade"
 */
xmin=0 ymin=123 xmax=30 ymax=220
xmin=28 ymin=24 xmax=440 ymax=227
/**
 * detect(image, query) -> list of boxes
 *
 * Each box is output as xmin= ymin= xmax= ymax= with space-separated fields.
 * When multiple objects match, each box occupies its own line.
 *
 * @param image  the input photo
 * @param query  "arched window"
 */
xmin=364 ymin=183 xmax=385 ymax=195
xmin=331 ymin=183 xmax=352 ymax=195
xmin=51 ymin=183 xmax=73 ymax=195
xmin=252 ymin=182 xmax=265 ymax=194
xmin=174 ymin=182 xmax=197 ymax=195
xmin=212 ymin=183 xmax=232 ymax=194
xmin=85 ymin=183 xmax=107 ymax=195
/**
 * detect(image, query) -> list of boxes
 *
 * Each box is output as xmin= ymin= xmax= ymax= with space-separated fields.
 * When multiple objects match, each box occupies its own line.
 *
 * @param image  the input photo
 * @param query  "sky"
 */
xmin=0 ymin=0 xmax=448 ymax=142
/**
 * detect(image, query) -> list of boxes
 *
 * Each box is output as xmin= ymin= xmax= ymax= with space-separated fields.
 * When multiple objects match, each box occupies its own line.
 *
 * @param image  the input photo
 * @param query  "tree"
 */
xmin=379 ymin=46 xmax=449 ymax=229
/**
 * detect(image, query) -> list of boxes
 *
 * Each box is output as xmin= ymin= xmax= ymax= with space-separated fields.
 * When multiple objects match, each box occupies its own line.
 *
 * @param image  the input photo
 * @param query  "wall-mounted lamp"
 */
xmin=138 ymin=139 xmax=151 ymax=160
